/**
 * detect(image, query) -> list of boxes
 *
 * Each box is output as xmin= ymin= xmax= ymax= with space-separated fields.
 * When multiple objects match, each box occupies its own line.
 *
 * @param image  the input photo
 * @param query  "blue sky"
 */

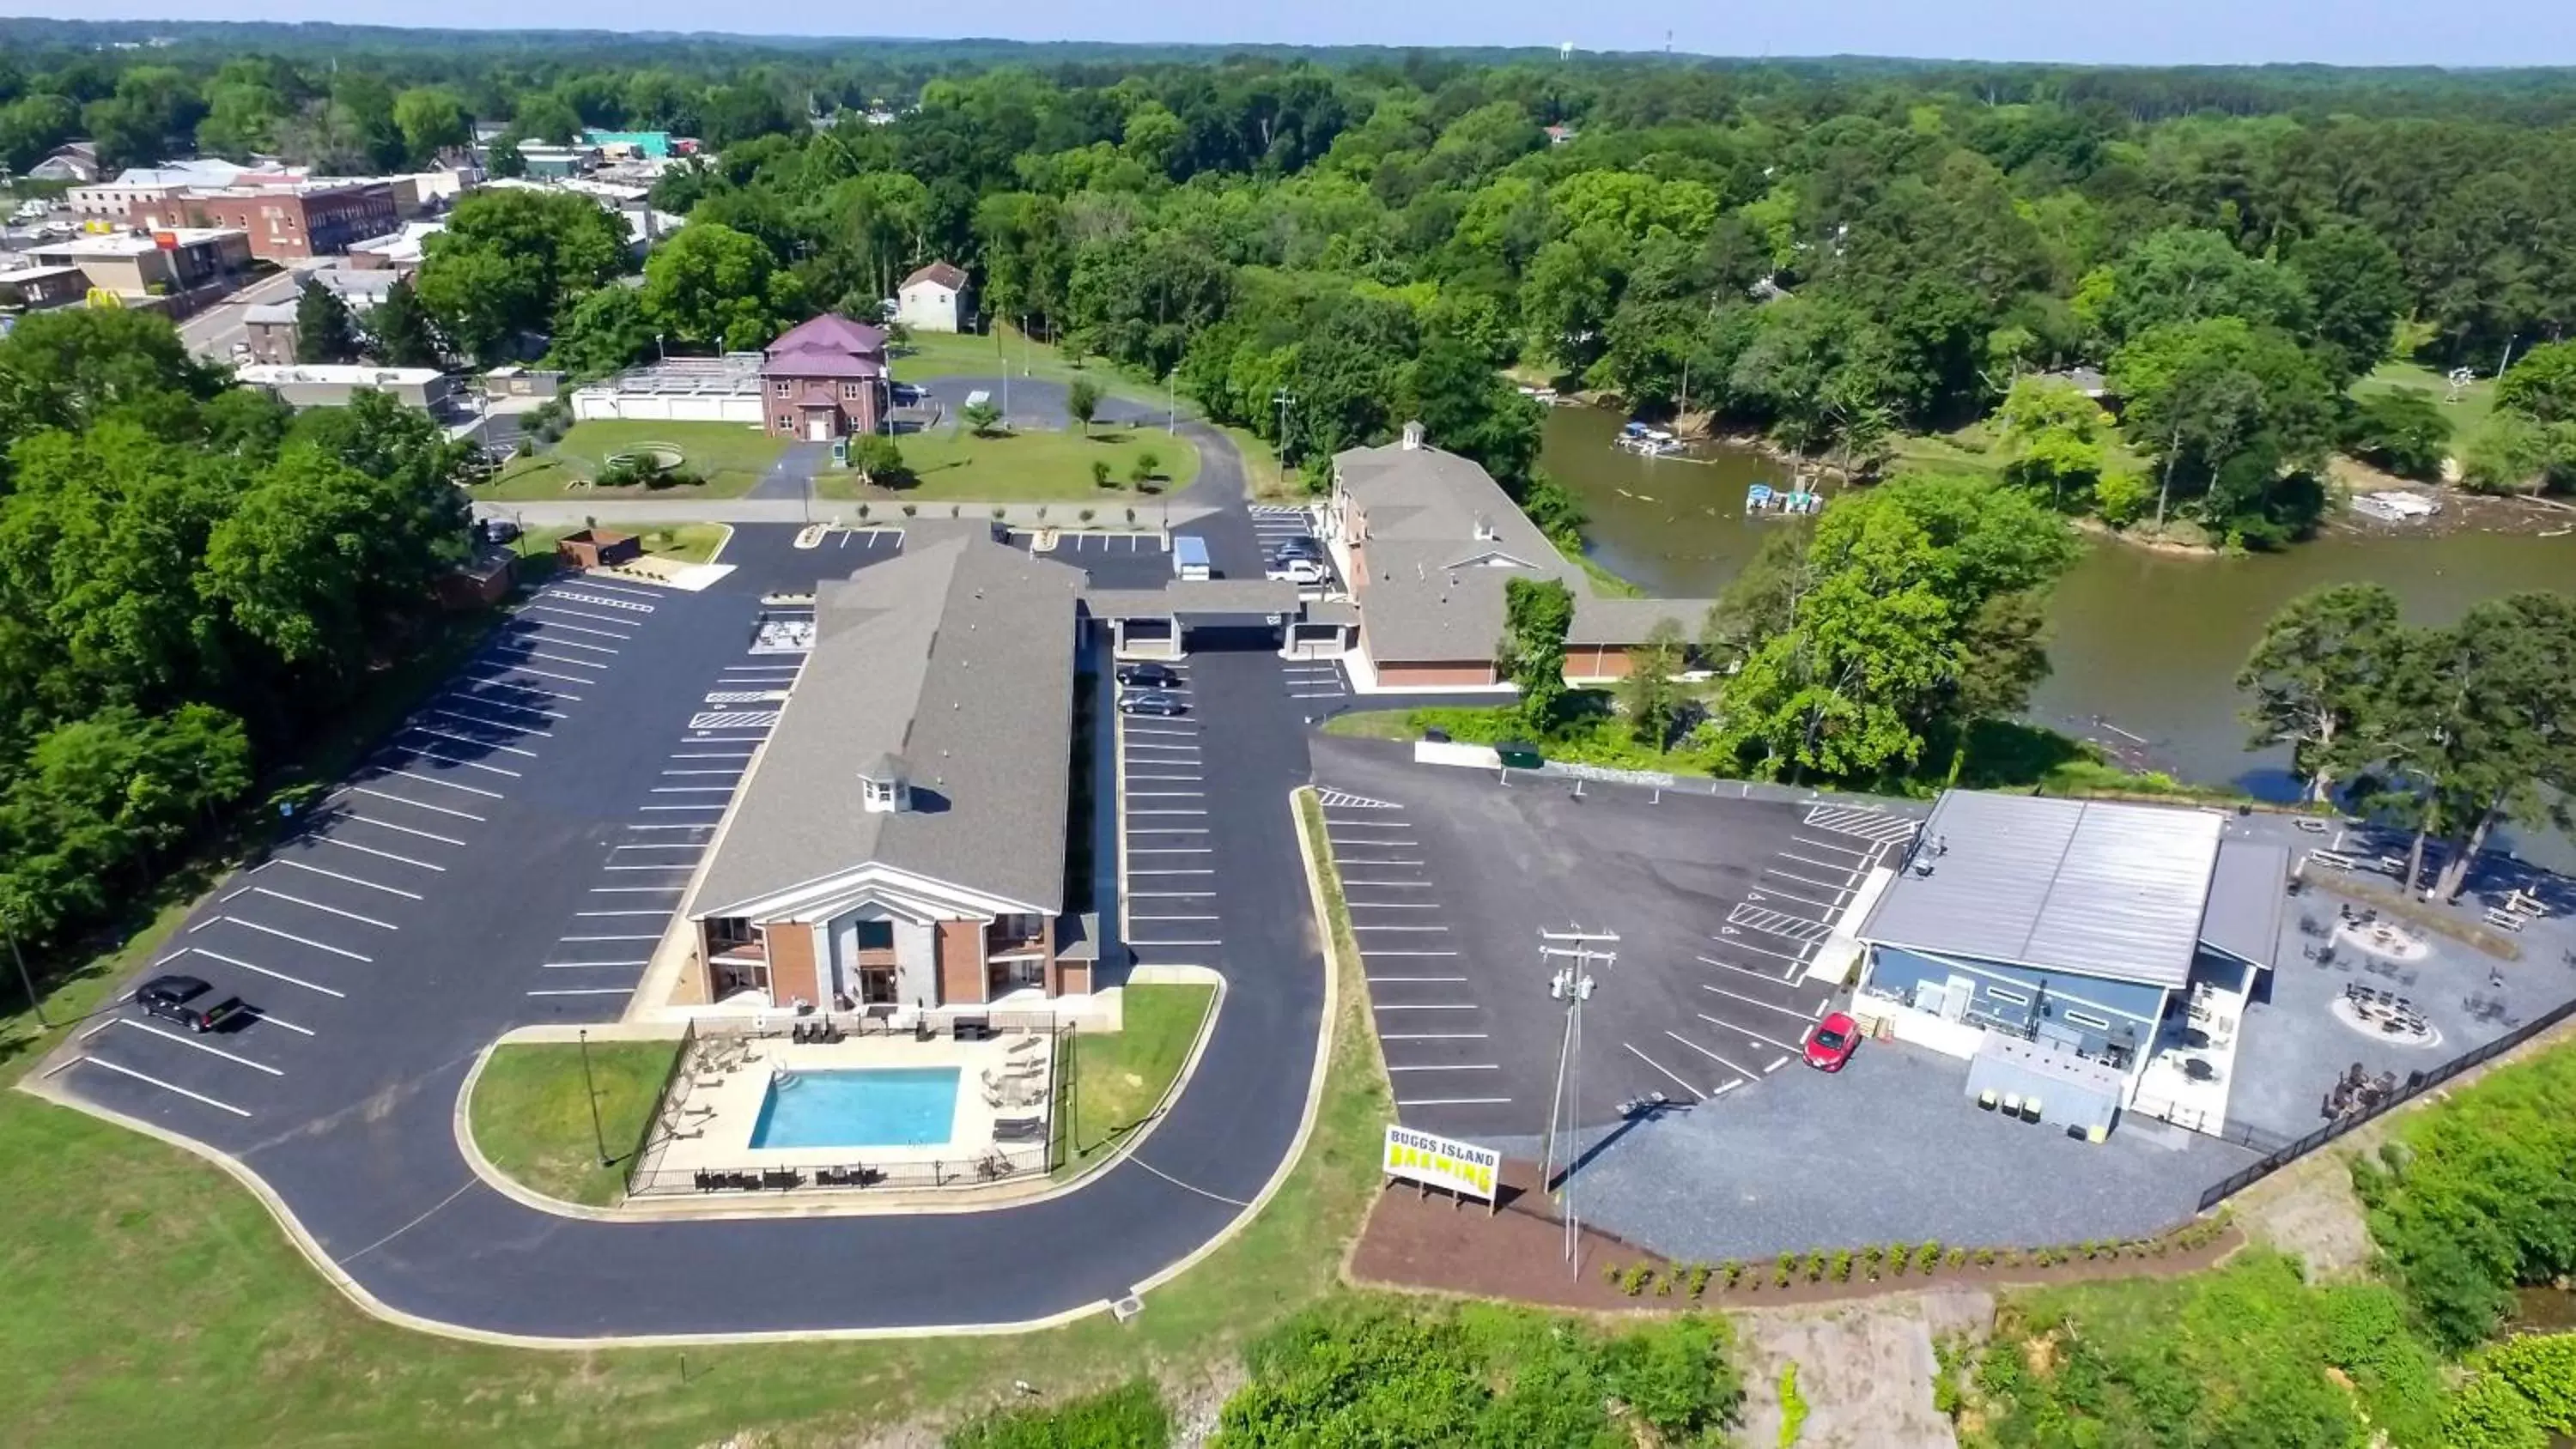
xmin=23 ymin=1 xmax=2576 ymax=67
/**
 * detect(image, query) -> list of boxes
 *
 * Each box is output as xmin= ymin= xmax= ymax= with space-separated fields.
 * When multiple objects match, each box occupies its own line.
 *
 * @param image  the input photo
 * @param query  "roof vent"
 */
xmin=1400 ymin=420 xmax=1425 ymax=451
xmin=1472 ymin=512 xmax=1496 ymax=542
xmin=1911 ymin=858 xmax=1935 ymax=878
xmin=857 ymin=752 xmax=910 ymax=814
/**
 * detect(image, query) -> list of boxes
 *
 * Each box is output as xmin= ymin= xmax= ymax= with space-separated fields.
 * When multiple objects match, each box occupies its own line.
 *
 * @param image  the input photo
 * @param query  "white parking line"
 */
xmin=1668 ymin=1029 xmax=1756 ymax=1079
xmin=469 ymin=661 xmax=592 ymax=687
xmin=1623 ymin=1043 xmax=1708 ymax=1097
xmin=1348 ymin=924 xmax=1449 ymax=932
xmin=268 ymin=858 xmax=422 ymax=900
xmin=526 ymin=987 xmax=635 ymax=997
xmin=563 ymin=934 xmax=663 ymax=942
xmin=1124 ymin=727 xmax=1197 ymax=738
xmin=625 ymin=823 xmax=714 ymax=831
xmin=1127 ymin=846 xmax=1213 ymax=855
xmin=1696 ymin=974 xmax=1818 ymax=1014
xmin=1698 ymin=1011 xmax=1807 ymax=1055
xmin=1323 ymin=818 xmax=1413 ymax=829
xmin=251 ymin=888 xmax=397 ymax=930
xmin=509 ymin=632 xmax=619 ymax=656
xmin=1340 ymin=880 xmax=1431 ymax=888
xmin=1127 ymin=791 xmax=1204 ymax=799
xmin=604 ymin=863 xmax=695 ymax=872
xmin=244 ymin=1008 xmax=314 ymax=1036
xmin=641 ymin=803 xmax=726 ymax=812
xmin=378 ymin=768 xmax=504 ymax=800
xmin=1705 ymin=934 xmax=1810 ymax=966
xmin=1777 ymin=852 xmax=1864 ymax=877
xmin=426 ymin=708 xmax=554 ymax=740
xmin=1127 ymin=939 xmax=1221 ymax=948
xmin=575 ymin=909 xmax=669 ymax=917
xmin=405 ymin=724 xmax=538 ymax=759
xmin=187 ymin=947 xmax=344 ymax=998
xmin=1746 ymin=883 xmax=1840 ymax=912
xmin=112 ymin=1018 xmax=285 ymax=1075
xmin=222 ymin=917 xmax=372 ymax=961
xmin=1129 ymin=809 xmax=1210 ymax=816
xmin=1789 ymin=835 xmax=1874 ymax=859
xmin=541 ymin=960 xmax=649 ymax=969
xmin=385 ymin=743 xmax=521 ymax=778
xmin=1129 ymin=868 xmax=1215 ymax=876
xmin=1126 ymin=774 xmax=1203 ymax=783
xmin=319 ymin=837 xmax=445 ymax=871
xmin=1357 ymin=949 xmax=1461 ymax=956
xmin=613 ymin=843 xmax=702 ymax=852
xmin=1130 ymin=914 xmax=1219 ymax=922
xmin=511 ymin=615 xmax=630 ymax=640
xmin=671 ymin=752 xmax=754 ymax=761
xmin=661 ymin=769 xmax=742 ymax=777
xmin=337 ymin=814 xmax=466 ymax=847
xmin=343 ymin=785 xmax=483 ymax=822
xmin=1768 ymin=1056 xmax=1795 ymax=1073
xmin=1369 ymin=976 xmax=1468 ymax=984
xmin=1381 ymin=1032 xmax=1486 ymax=1040
xmin=591 ymin=886 xmax=683 ymax=894
xmin=1130 ymin=890 xmax=1215 ymax=898
xmin=561 ymin=579 xmax=661 ymax=602
xmin=1342 ymin=900 xmax=1440 ymax=909
xmin=1397 ymin=1095 xmax=1512 ymax=1106
xmin=75 ymin=1057 xmax=252 ymax=1116
xmin=495 ymin=646 xmax=606 ymax=670
xmin=439 ymin=693 xmax=564 ymax=722
xmin=520 ymin=602 xmax=633 ymax=626
xmin=1334 ymin=858 xmax=1425 ymax=866
xmin=651 ymin=786 xmax=737 ymax=794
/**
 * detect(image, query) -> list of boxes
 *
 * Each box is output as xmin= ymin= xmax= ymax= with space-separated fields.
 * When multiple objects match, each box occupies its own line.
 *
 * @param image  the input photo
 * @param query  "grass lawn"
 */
xmin=510 ymin=523 xmax=730 ymax=581
xmin=467 ymin=1040 xmax=682 ymax=1206
xmin=1054 ymin=983 xmax=1216 ymax=1178
xmin=891 ymin=325 xmax=1171 ymax=410
xmin=815 ymin=424 xmax=1200 ymax=504
xmin=2354 ymin=359 xmax=2494 ymax=440
xmin=475 ymin=421 xmax=788 ymax=501
xmin=0 ymin=788 xmax=1392 ymax=1448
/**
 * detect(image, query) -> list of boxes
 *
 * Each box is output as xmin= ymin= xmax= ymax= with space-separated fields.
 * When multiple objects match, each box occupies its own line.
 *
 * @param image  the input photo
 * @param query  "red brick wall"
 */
xmin=1565 ymin=644 xmax=1636 ymax=682
xmin=1375 ymin=661 xmax=1501 ymax=688
xmin=764 ymin=923 xmax=820 ymax=1008
xmin=937 ymin=919 xmax=987 ymax=1005
xmin=1055 ymin=962 xmax=1091 ymax=996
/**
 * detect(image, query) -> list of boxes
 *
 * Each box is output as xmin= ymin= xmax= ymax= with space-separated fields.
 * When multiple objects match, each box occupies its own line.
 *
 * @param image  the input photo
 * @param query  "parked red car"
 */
xmin=1802 ymin=1009 xmax=1860 ymax=1071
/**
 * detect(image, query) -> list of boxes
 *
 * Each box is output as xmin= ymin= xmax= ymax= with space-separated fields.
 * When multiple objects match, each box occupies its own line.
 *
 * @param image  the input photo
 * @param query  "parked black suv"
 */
xmin=134 ymin=974 xmax=246 ymax=1033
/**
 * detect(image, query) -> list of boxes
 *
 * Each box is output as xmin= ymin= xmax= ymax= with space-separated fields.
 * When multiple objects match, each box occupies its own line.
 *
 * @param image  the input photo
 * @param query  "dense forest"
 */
xmin=10 ymin=24 xmax=2576 ymax=548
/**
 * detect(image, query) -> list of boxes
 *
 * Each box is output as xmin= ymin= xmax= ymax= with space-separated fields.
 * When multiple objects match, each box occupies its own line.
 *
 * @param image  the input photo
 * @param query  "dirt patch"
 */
xmin=2229 ymin=1149 xmax=2378 ymax=1281
xmin=1731 ymin=1294 xmax=1989 ymax=1449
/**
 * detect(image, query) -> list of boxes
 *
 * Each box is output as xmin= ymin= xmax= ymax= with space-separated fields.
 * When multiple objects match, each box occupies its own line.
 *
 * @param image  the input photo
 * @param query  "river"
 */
xmin=1543 ymin=405 xmax=2576 ymax=797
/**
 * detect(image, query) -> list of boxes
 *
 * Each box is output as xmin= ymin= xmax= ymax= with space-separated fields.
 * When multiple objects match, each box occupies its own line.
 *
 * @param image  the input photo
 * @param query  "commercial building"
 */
xmin=240 ymin=301 xmax=299 ymax=363
xmin=896 ymin=260 xmax=973 ymax=333
xmin=26 ymin=227 xmax=251 ymax=300
xmin=0 ymin=264 xmax=88 ymax=312
xmin=681 ymin=527 xmax=1098 ymax=1012
xmin=131 ymin=180 xmax=401 ymax=262
xmin=27 ymin=141 xmax=100 ymax=183
xmin=234 ymin=363 xmax=453 ymax=410
xmin=1325 ymin=423 xmax=1709 ymax=688
xmin=346 ymin=220 xmax=443 ymax=271
xmin=761 ymin=312 xmax=889 ymax=440
xmin=1851 ymin=791 xmax=2287 ymax=1132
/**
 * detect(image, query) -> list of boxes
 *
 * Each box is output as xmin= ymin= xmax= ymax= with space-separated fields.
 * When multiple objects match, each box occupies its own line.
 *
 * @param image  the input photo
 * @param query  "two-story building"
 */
xmin=1326 ymin=422 xmax=1710 ymax=688
xmin=761 ymin=312 xmax=889 ymax=440
xmin=896 ymin=260 xmax=972 ymax=333
xmin=681 ymin=527 xmax=1097 ymax=1014
xmin=132 ymin=180 xmax=401 ymax=262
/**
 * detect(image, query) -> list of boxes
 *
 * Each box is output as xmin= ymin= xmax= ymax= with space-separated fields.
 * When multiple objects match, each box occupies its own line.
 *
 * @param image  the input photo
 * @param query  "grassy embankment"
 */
xmin=1052 ymin=982 xmax=1217 ymax=1179
xmin=814 ymin=424 xmax=1201 ymax=505
xmin=466 ymin=1040 xmax=683 ymax=1207
xmin=509 ymin=522 xmax=730 ymax=571
xmin=477 ymin=420 xmax=789 ymax=500
xmin=0 ymin=791 xmax=1388 ymax=1448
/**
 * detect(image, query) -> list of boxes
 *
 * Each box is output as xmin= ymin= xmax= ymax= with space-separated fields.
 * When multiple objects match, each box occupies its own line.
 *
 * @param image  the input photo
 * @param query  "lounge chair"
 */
xmin=994 ymin=1116 xmax=1048 ymax=1142
xmin=1006 ymin=1035 xmax=1042 ymax=1055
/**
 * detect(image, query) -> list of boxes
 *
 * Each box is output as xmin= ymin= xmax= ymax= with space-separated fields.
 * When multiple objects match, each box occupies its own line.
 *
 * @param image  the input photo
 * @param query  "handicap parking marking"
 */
xmin=703 ymin=690 xmax=790 ymax=705
xmin=1622 ymin=1042 xmax=1713 ymax=1099
xmin=220 ymin=916 xmax=373 ymax=961
xmin=341 ymin=785 xmax=485 ymax=823
xmin=264 ymin=858 xmax=424 ymax=900
xmin=185 ymin=946 xmax=347 ymax=999
xmin=547 ymin=589 xmax=657 ymax=613
xmin=690 ymin=711 xmax=781 ymax=730
xmin=319 ymin=835 xmax=447 ymax=872
xmin=404 ymin=724 xmax=539 ymax=759
xmin=106 ymin=1017 xmax=286 ymax=1076
xmin=1801 ymin=806 xmax=1921 ymax=846
xmin=1746 ymin=882 xmax=1842 ymax=912
xmin=1726 ymin=903 xmax=1833 ymax=943
xmin=70 ymin=1056 xmax=253 ymax=1117
xmin=249 ymin=887 xmax=398 ymax=931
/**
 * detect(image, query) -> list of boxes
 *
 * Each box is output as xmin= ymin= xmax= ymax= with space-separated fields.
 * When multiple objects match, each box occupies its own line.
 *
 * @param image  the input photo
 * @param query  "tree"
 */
xmin=2494 ymin=341 xmax=2576 ymax=424
xmin=1066 ymin=377 xmax=1102 ymax=435
xmin=1089 ymin=458 xmax=1113 ymax=489
xmin=508 ymin=94 xmax=582 ymax=145
xmin=368 ymin=276 xmax=443 ymax=369
xmin=1617 ymin=618 xmax=1690 ymax=749
xmin=416 ymin=188 xmax=629 ymax=363
xmin=2087 ymin=227 xmax=2313 ymax=350
xmin=846 ymin=434 xmax=908 ymax=488
xmin=1499 ymin=577 xmax=1575 ymax=729
xmin=294 ymin=282 xmax=362 ymax=366
xmin=641 ymin=221 xmax=808 ymax=353
xmin=2111 ymin=317 xmax=2337 ymax=537
xmin=392 ymin=87 xmax=471 ymax=167
xmin=1996 ymin=374 xmax=2111 ymax=511
xmin=2286 ymin=221 xmax=2406 ymax=386
xmin=547 ymin=283 xmax=656 ymax=380
xmin=960 ymin=399 xmax=1003 ymax=435
xmin=1129 ymin=449 xmax=1159 ymax=486
xmin=2340 ymin=391 xmax=2454 ymax=482
xmin=2238 ymin=584 xmax=2405 ymax=804
xmin=486 ymin=134 xmax=526 ymax=179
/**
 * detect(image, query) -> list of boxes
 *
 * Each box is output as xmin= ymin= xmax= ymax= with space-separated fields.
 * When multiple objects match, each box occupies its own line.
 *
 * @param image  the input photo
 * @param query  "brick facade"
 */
xmin=764 ymin=923 xmax=821 ymax=1009
xmin=132 ymin=183 xmax=400 ymax=262
xmin=936 ymin=919 xmax=987 ymax=1005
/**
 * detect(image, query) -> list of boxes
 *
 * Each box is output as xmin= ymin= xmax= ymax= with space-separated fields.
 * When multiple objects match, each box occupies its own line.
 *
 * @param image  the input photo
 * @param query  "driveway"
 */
xmin=46 ymin=438 xmax=1333 ymax=1343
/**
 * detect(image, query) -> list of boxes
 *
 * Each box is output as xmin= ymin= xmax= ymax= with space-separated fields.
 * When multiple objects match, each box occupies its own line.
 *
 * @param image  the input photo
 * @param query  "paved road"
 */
xmin=48 ymin=433 xmax=1334 ymax=1342
xmin=473 ymin=496 xmax=1228 ymax=530
xmin=179 ymin=268 xmax=302 ymax=362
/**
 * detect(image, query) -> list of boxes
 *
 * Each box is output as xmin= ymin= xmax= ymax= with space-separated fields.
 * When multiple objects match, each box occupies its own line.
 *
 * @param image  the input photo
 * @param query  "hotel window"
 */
xmin=841 ymin=382 xmax=861 ymax=399
xmin=852 ymin=919 xmax=894 ymax=951
xmin=1004 ymin=958 xmax=1046 ymax=988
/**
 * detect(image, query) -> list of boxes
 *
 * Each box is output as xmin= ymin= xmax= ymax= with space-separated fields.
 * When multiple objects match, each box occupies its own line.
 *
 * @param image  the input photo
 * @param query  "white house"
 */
xmin=896 ymin=260 xmax=972 ymax=334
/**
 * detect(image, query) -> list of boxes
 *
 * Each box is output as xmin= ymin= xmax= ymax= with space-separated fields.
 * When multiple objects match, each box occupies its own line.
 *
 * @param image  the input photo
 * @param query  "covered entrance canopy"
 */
xmin=1084 ymin=579 xmax=1341 ymax=658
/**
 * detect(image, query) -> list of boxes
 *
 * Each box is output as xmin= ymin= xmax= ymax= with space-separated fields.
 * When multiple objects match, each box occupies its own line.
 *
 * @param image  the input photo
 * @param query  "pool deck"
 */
xmin=651 ymin=1033 xmax=1054 ymax=1180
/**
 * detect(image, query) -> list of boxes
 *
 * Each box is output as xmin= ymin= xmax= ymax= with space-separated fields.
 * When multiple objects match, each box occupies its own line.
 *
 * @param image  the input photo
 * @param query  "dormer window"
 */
xmin=858 ymin=752 xmax=910 ymax=814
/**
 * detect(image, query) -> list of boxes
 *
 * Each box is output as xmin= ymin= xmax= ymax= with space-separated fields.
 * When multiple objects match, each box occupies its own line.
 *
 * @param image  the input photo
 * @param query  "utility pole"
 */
xmin=1538 ymin=925 xmax=1618 ymax=1275
xmin=1165 ymin=370 xmax=1176 ymax=435
xmin=1272 ymin=387 xmax=1297 ymax=490
xmin=3 ymin=903 xmax=46 ymax=1029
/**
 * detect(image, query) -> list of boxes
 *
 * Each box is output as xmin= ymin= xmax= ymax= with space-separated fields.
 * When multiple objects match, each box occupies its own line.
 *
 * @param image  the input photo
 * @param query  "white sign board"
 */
xmin=1382 ymin=1124 xmax=1500 ymax=1203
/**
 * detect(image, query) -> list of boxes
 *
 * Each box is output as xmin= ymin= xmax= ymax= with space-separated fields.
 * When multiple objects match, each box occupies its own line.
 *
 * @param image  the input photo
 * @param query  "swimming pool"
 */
xmin=747 ymin=1066 xmax=962 ymax=1149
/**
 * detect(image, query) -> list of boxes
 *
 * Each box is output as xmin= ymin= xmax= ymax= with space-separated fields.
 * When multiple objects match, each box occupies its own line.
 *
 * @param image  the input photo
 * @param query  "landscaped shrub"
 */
xmin=1773 ymin=1259 xmax=1792 ymax=1288
xmin=1914 ymin=1242 xmax=1943 ymax=1276
xmin=1946 ymin=1246 xmax=1968 ymax=1270
xmin=1720 ymin=1260 xmax=1742 ymax=1289
xmin=1621 ymin=1264 xmax=1652 ymax=1296
xmin=1803 ymin=1251 xmax=1826 ymax=1282
xmin=1974 ymin=1247 xmax=1996 ymax=1267
xmin=1860 ymin=1246 xmax=1882 ymax=1280
xmin=1886 ymin=1242 xmax=1911 ymax=1277
xmin=1830 ymin=1251 xmax=1853 ymax=1283
xmin=945 ymin=1379 xmax=1169 ymax=1448
xmin=1684 ymin=1263 xmax=1712 ymax=1299
xmin=901 ymin=503 xmax=919 ymax=516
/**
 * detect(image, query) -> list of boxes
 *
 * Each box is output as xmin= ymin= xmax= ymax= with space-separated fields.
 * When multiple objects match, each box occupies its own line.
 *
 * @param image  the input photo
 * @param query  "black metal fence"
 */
xmin=623 ymin=1012 xmax=1072 ymax=1199
xmin=2196 ymin=993 xmax=2576 ymax=1211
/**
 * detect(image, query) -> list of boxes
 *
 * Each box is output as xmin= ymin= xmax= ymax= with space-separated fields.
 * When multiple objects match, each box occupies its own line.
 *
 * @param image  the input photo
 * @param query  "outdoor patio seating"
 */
xmin=1006 ymin=1035 xmax=1042 ymax=1055
xmin=993 ymin=1116 xmax=1047 ymax=1141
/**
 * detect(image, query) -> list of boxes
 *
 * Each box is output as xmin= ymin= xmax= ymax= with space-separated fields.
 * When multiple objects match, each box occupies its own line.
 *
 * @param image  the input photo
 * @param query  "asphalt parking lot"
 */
xmin=52 ymin=568 xmax=757 ymax=1132
xmin=1309 ymin=738 xmax=1917 ymax=1143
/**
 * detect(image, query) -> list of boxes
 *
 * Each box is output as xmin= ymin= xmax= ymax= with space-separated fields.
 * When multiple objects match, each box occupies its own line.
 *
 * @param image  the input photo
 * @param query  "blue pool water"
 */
xmin=747 ymin=1066 xmax=962 ymax=1149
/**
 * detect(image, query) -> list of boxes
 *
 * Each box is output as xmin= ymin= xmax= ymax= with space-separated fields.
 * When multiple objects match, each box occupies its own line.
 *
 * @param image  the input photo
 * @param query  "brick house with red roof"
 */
xmin=761 ymin=312 xmax=890 ymax=440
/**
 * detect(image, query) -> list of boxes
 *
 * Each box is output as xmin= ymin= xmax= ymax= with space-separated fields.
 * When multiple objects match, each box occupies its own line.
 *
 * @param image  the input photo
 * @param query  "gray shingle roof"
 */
xmin=690 ymin=530 xmax=1084 ymax=918
xmin=1336 ymin=439 xmax=1709 ymax=663
xmin=2199 ymin=840 xmax=2288 ymax=971
xmin=1858 ymin=791 xmax=2227 ymax=990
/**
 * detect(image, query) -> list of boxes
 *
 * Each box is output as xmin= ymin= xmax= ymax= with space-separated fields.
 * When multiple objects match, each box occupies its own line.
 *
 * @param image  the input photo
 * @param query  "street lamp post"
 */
xmin=578 ymin=1028 xmax=611 ymax=1168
